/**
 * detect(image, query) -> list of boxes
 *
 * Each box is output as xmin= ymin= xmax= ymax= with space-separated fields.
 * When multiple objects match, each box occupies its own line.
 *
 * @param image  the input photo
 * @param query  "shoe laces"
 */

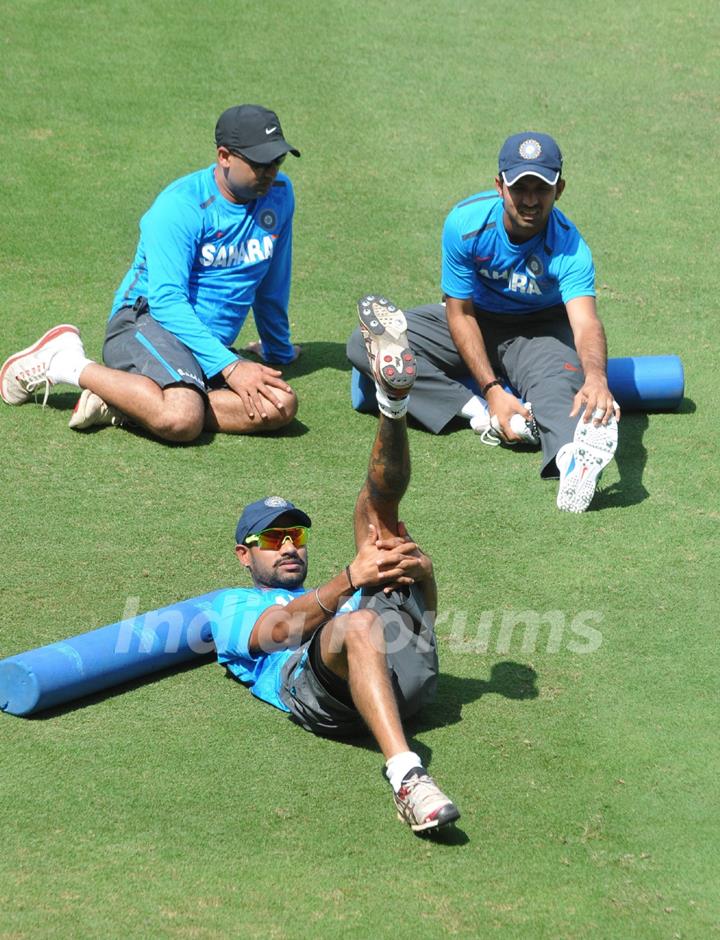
xmin=19 ymin=367 xmax=52 ymax=406
xmin=470 ymin=413 xmax=501 ymax=446
xmin=398 ymin=771 xmax=448 ymax=817
xmin=478 ymin=427 xmax=502 ymax=446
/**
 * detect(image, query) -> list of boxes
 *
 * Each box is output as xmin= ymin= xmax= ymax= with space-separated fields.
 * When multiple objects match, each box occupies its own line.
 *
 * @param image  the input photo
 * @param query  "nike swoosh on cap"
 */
xmin=265 ymin=126 xmax=278 ymax=135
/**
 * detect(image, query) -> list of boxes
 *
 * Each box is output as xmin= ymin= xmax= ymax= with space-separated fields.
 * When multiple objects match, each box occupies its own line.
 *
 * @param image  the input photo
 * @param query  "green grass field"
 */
xmin=1 ymin=1 xmax=718 ymax=937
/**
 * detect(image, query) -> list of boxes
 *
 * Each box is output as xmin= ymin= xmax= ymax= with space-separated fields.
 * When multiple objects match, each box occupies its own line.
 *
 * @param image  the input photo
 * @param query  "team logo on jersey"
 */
xmin=527 ymin=254 xmax=544 ymax=278
xmin=519 ymin=138 xmax=542 ymax=160
xmin=265 ymin=496 xmax=289 ymax=508
xmin=259 ymin=209 xmax=277 ymax=231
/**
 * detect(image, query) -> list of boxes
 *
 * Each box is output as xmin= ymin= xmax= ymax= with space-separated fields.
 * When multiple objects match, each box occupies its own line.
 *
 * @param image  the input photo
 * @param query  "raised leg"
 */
xmin=347 ymin=303 xmax=473 ymax=434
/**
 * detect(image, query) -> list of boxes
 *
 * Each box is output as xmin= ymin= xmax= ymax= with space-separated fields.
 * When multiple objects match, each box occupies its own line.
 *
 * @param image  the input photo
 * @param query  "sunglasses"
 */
xmin=244 ymin=526 xmax=308 ymax=550
xmin=231 ymin=150 xmax=286 ymax=171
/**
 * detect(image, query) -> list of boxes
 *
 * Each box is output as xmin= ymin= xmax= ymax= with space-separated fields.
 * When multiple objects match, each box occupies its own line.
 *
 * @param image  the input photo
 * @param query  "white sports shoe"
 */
xmin=68 ymin=389 xmax=126 ymax=430
xmin=393 ymin=767 xmax=460 ymax=834
xmin=1 ymin=325 xmax=84 ymax=406
xmin=472 ymin=402 xmax=539 ymax=447
xmin=556 ymin=410 xmax=619 ymax=512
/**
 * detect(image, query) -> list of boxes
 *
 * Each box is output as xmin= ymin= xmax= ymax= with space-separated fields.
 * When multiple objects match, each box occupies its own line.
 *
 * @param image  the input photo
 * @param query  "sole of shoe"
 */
xmin=357 ymin=295 xmax=416 ymax=396
xmin=557 ymin=416 xmax=618 ymax=513
xmin=0 ymin=324 xmax=80 ymax=404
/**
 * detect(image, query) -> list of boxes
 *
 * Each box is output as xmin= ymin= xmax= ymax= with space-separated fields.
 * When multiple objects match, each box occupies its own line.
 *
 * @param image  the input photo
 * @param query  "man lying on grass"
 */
xmin=210 ymin=294 xmax=459 ymax=835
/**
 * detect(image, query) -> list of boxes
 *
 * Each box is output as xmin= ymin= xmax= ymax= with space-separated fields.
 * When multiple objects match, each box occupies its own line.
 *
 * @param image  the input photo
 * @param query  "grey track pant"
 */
xmin=347 ymin=302 xmax=585 ymax=477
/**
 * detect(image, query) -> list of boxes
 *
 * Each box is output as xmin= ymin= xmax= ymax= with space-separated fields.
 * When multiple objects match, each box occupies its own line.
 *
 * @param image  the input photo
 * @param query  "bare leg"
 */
xmin=79 ymin=363 xmax=205 ymax=442
xmin=353 ymin=413 xmax=410 ymax=544
xmin=79 ymin=363 xmax=298 ymax=441
xmin=319 ymin=609 xmax=409 ymax=759
xmin=204 ymin=386 xmax=298 ymax=433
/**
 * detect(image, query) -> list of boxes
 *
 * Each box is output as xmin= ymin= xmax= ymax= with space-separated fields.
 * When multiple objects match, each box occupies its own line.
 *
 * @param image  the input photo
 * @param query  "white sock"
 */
xmin=375 ymin=384 xmax=408 ymax=420
xmin=459 ymin=395 xmax=489 ymax=422
xmin=386 ymin=751 xmax=424 ymax=792
xmin=47 ymin=351 xmax=94 ymax=388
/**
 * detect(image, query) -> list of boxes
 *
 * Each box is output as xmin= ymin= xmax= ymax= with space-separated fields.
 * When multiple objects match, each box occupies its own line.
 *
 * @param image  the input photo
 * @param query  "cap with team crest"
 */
xmin=235 ymin=497 xmax=311 ymax=545
xmin=498 ymin=132 xmax=563 ymax=186
xmin=215 ymin=105 xmax=301 ymax=163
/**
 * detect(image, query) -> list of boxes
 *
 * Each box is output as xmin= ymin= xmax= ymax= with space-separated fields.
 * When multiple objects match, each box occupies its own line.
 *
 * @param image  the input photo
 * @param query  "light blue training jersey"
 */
xmin=112 ymin=165 xmax=296 ymax=377
xmin=441 ymin=191 xmax=595 ymax=315
xmin=211 ymin=586 xmax=361 ymax=711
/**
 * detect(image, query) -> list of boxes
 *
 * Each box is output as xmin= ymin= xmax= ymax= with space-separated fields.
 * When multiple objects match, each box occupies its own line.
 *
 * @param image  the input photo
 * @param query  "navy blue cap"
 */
xmin=498 ymin=132 xmax=563 ymax=186
xmin=215 ymin=105 xmax=300 ymax=163
xmin=235 ymin=497 xmax=311 ymax=545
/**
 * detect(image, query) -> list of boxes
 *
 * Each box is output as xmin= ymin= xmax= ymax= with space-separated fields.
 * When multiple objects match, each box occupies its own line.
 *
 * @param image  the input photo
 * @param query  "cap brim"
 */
xmin=502 ymin=167 xmax=559 ymax=186
xmin=235 ymin=140 xmax=301 ymax=163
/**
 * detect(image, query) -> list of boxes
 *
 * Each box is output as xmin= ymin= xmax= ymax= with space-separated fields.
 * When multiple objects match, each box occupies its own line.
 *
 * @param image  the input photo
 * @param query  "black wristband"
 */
xmin=481 ymin=379 xmax=502 ymax=397
xmin=345 ymin=565 xmax=357 ymax=592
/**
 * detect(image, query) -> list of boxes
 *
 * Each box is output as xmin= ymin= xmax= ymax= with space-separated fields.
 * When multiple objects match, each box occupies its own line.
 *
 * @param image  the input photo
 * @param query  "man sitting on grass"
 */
xmin=0 ymin=105 xmax=300 ymax=442
xmin=347 ymin=132 xmax=620 ymax=512
xmin=210 ymin=294 xmax=459 ymax=834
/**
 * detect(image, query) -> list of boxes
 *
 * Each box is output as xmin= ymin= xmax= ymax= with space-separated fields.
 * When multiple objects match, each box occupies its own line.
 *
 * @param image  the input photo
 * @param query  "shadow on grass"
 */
xmin=412 ymin=661 xmax=539 ymax=735
xmin=592 ymin=398 xmax=694 ymax=510
xmin=591 ymin=411 xmax=650 ymax=510
xmin=675 ymin=396 xmax=696 ymax=415
xmin=44 ymin=391 xmax=85 ymax=411
xmin=313 ymin=660 xmax=538 ymax=770
xmin=150 ymin=418 xmax=311 ymax=447
xmin=241 ymin=340 xmax=350 ymax=379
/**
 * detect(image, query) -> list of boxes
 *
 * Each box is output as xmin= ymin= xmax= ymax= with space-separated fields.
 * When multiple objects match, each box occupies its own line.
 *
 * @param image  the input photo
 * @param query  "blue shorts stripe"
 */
xmin=134 ymin=330 xmax=182 ymax=381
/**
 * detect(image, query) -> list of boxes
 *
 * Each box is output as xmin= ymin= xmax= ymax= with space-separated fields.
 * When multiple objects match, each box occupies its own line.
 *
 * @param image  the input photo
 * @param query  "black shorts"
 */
xmin=278 ymin=584 xmax=439 ymax=738
xmin=103 ymin=299 xmax=210 ymax=394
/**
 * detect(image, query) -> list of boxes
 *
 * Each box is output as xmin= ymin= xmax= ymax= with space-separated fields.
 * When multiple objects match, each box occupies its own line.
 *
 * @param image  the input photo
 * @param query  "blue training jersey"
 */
xmin=112 ymin=165 xmax=296 ymax=377
xmin=441 ymin=190 xmax=595 ymax=314
xmin=211 ymin=586 xmax=361 ymax=712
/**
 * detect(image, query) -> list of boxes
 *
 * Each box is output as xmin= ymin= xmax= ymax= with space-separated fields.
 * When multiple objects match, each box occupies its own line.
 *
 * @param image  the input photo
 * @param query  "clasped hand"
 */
xmin=350 ymin=522 xmax=432 ymax=592
xmin=223 ymin=359 xmax=293 ymax=420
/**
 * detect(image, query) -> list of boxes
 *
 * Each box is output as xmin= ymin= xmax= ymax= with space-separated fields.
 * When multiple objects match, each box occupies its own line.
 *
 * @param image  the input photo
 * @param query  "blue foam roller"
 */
xmin=0 ymin=591 xmax=220 ymax=716
xmin=606 ymin=355 xmax=684 ymax=411
xmin=351 ymin=369 xmax=382 ymax=413
xmin=351 ymin=355 xmax=684 ymax=414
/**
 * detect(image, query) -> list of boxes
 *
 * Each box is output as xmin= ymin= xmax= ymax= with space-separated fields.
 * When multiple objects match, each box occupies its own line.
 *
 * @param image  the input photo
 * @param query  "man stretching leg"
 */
xmin=211 ymin=294 xmax=458 ymax=833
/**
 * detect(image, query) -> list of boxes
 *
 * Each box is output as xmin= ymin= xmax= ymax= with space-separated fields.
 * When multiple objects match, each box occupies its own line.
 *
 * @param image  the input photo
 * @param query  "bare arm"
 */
xmin=565 ymin=296 xmax=620 ymax=424
xmin=446 ymin=296 xmax=529 ymax=440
